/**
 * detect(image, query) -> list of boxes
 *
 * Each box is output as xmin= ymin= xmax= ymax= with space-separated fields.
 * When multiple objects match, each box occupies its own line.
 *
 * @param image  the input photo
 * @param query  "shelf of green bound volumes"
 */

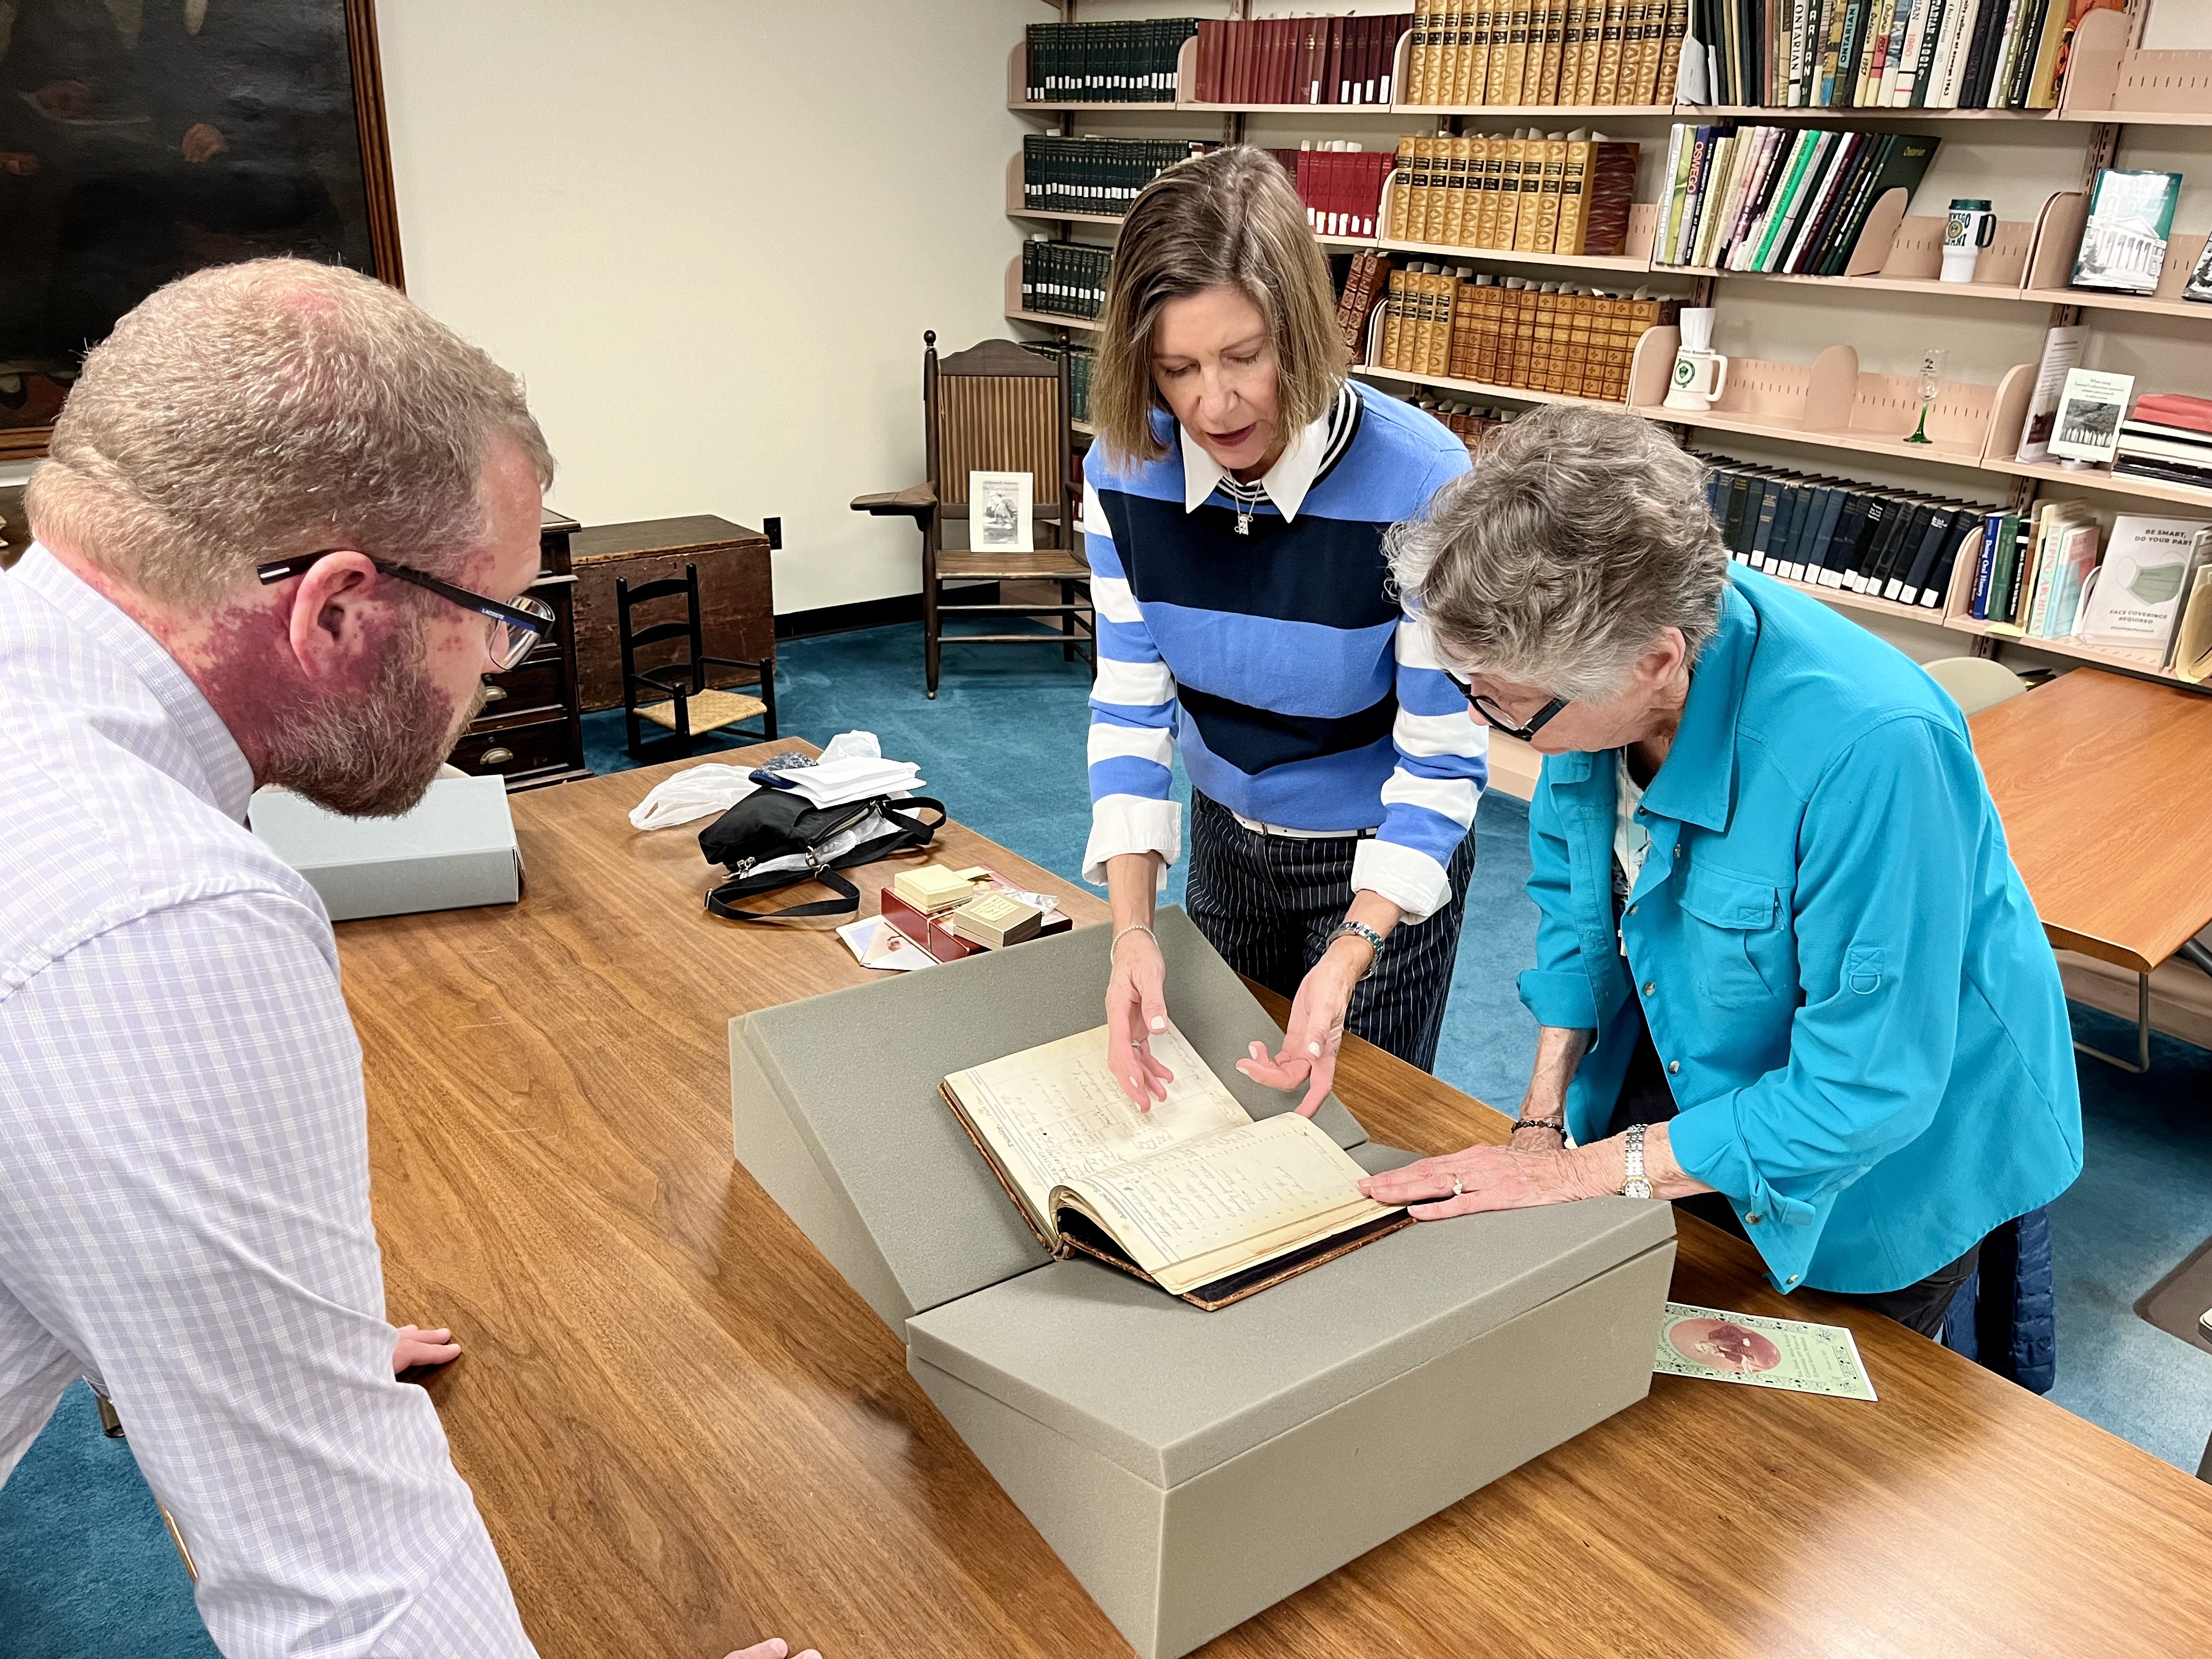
xmin=1005 ymin=255 xmax=1104 ymax=335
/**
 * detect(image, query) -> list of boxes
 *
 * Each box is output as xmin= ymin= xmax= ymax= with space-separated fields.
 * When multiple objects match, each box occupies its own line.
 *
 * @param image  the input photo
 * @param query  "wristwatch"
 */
xmin=1622 ymin=1124 xmax=1653 ymax=1200
xmin=1326 ymin=919 xmax=1386 ymax=980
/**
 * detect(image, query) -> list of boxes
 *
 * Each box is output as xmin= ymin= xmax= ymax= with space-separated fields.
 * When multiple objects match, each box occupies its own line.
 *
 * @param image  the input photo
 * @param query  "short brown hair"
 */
xmin=1091 ymin=146 xmax=1347 ymax=466
xmin=27 ymin=257 xmax=554 ymax=606
xmin=1385 ymin=406 xmax=1728 ymax=699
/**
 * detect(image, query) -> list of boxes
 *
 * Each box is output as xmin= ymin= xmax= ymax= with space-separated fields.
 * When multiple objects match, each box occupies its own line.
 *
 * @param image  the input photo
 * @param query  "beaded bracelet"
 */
xmin=1110 ymin=923 xmax=1158 ymax=961
xmin=1511 ymin=1116 xmax=1567 ymax=1138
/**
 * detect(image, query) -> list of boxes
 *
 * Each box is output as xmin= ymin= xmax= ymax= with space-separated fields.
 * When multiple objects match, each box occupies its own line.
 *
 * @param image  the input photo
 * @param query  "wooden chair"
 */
xmin=617 ymin=563 xmax=777 ymax=761
xmin=851 ymin=331 xmax=1093 ymax=698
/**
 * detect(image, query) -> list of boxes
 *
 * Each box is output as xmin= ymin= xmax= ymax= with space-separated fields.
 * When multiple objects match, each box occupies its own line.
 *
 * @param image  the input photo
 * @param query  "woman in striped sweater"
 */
xmin=1085 ymin=145 xmax=1490 ymax=1111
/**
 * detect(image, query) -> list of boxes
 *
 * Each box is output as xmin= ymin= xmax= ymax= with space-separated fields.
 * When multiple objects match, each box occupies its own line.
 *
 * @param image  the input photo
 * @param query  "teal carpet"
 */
xmin=5 ymin=619 xmax=2207 ymax=1655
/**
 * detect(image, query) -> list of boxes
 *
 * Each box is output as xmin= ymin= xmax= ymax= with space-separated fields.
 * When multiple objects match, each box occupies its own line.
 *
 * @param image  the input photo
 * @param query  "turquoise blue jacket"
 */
xmin=1518 ymin=568 xmax=2083 ymax=1296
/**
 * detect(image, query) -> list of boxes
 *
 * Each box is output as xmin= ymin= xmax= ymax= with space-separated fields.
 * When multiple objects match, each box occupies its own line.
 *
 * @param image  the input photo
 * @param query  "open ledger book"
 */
xmin=941 ymin=1023 xmax=1411 ymax=1310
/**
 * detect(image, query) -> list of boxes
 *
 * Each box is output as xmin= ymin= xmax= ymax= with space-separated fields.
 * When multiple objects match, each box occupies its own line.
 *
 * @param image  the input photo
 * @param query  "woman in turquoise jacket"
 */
xmin=1357 ymin=407 xmax=2083 ymax=1336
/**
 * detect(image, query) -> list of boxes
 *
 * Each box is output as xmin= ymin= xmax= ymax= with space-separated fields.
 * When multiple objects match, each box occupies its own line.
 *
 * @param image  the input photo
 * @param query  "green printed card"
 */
xmin=1654 ymin=1301 xmax=1878 ymax=1401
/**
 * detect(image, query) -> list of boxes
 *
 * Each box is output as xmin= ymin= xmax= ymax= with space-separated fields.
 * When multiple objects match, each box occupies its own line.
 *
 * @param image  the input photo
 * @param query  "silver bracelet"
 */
xmin=1110 ymin=923 xmax=1158 ymax=961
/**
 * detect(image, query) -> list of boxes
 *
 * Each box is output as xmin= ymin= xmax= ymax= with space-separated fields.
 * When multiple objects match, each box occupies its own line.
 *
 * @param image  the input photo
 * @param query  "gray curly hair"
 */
xmin=1385 ymin=405 xmax=1728 ymax=700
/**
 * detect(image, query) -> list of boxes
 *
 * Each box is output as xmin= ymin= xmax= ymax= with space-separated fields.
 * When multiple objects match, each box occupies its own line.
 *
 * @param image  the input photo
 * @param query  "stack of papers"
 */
xmin=753 ymin=756 xmax=924 ymax=809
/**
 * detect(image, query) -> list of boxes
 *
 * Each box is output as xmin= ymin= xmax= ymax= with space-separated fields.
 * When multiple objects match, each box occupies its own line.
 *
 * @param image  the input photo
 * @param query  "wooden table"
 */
xmin=1972 ymin=667 xmax=2212 ymax=1068
xmin=343 ymin=747 xmax=2212 ymax=1659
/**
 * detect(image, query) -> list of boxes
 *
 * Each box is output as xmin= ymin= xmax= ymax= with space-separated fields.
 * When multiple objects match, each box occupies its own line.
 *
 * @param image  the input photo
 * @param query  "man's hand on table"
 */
xmin=392 ymin=1324 xmax=461 ymax=1374
xmin=729 ymin=1640 xmax=821 ymax=1658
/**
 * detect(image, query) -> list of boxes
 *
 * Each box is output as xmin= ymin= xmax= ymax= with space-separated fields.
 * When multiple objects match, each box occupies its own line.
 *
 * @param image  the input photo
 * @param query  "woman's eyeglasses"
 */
xmin=1442 ymin=669 xmax=1568 ymax=742
xmin=258 ymin=551 xmax=555 ymax=672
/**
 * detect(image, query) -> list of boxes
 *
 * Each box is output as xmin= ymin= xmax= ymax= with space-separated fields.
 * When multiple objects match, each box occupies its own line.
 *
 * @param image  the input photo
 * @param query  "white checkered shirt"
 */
xmin=0 ymin=547 xmax=535 ymax=1656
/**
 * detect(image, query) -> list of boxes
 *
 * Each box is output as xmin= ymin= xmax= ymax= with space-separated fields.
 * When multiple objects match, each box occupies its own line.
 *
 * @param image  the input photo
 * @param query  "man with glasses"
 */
xmin=0 ymin=260 xmax=810 ymax=1659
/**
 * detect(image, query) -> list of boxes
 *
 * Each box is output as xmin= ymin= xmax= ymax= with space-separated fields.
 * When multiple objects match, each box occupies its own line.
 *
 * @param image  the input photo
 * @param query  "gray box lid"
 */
xmin=250 ymin=775 xmax=521 ymax=922
xmin=905 ymin=1164 xmax=1675 ymax=1487
xmin=731 ymin=906 xmax=1367 ymax=1328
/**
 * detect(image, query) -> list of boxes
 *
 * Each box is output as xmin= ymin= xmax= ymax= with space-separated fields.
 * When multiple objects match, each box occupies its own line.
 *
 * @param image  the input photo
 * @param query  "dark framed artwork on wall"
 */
xmin=0 ymin=0 xmax=403 ymax=459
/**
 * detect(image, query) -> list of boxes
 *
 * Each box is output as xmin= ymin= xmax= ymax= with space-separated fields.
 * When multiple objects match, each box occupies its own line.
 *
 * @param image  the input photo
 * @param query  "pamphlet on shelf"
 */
xmin=2049 ymin=368 xmax=2136 ymax=467
xmin=2015 ymin=325 xmax=2087 ymax=465
xmin=2074 ymin=516 xmax=2212 ymax=653
xmin=2073 ymin=169 xmax=2181 ymax=296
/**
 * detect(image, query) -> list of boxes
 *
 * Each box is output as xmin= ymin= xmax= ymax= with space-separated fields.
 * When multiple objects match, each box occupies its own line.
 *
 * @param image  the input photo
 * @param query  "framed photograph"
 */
xmin=969 ymin=470 xmax=1034 ymax=554
xmin=0 ymin=0 xmax=403 ymax=459
xmin=2050 ymin=368 xmax=2135 ymax=466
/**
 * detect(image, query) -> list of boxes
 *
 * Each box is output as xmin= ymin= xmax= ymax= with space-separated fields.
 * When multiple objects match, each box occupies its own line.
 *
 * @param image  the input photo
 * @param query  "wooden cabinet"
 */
xmin=449 ymin=511 xmax=590 ymax=792
xmin=568 ymin=515 xmax=775 ymax=712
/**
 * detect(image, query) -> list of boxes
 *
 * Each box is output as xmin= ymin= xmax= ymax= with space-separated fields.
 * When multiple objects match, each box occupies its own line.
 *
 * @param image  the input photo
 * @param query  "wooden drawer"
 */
xmin=472 ymin=652 xmax=565 ymax=728
xmin=449 ymin=718 xmax=575 ymax=785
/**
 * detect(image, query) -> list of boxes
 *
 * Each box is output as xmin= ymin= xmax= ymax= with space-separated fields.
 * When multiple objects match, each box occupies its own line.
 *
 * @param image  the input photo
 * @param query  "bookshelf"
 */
xmin=1000 ymin=1 xmax=2212 ymax=693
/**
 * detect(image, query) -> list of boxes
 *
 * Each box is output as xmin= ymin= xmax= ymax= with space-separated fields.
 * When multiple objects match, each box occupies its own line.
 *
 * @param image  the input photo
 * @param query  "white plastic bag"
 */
xmin=627 ymin=765 xmax=760 ymax=831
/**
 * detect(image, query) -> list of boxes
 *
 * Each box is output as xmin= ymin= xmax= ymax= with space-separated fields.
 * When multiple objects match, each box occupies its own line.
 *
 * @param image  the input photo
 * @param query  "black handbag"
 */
xmin=699 ymin=788 xmax=945 ymax=923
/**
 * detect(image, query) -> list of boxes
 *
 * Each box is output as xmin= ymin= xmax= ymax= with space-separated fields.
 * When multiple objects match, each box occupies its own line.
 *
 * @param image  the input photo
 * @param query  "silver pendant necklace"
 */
xmin=1235 ymin=502 xmax=1253 ymax=535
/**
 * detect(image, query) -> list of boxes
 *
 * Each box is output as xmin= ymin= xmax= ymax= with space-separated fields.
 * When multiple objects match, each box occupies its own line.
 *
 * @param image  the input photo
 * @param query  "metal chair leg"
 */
xmin=161 ymin=1504 xmax=199 ymax=1581
xmin=2180 ymin=938 xmax=2212 ymax=979
xmin=2074 ymin=970 xmax=2152 ymax=1075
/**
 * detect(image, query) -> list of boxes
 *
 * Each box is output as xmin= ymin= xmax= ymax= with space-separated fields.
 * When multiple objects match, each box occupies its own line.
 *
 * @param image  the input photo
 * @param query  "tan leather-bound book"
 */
xmin=1590 ymin=0 xmax=1629 ymax=103
xmin=1506 ymin=1 xmax=1541 ymax=103
xmin=1465 ymin=137 xmax=1498 ymax=248
xmin=1493 ymin=135 xmax=1530 ymax=250
xmin=1652 ymin=0 xmax=1689 ymax=106
xmin=1427 ymin=274 xmax=1458 ymax=376
xmin=1433 ymin=0 xmax=1469 ymax=106
xmin=1611 ymin=0 xmax=1647 ymax=105
xmin=1441 ymin=137 xmax=1477 ymax=246
xmin=1582 ymin=139 xmax=1638 ymax=257
xmin=1530 ymin=0 xmax=1567 ymax=105
xmin=1554 ymin=137 xmax=1593 ymax=253
xmin=1560 ymin=288 xmax=1593 ymax=394
xmin=1633 ymin=0 xmax=1669 ymax=104
xmin=1380 ymin=268 xmax=1411 ymax=369
xmin=1478 ymin=1 xmax=1512 ymax=103
xmin=1571 ymin=0 xmax=1608 ymax=103
xmin=1407 ymin=0 xmax=1437 ymax=104
xmin=1530 ymin=138 xmax=1568 ymax=251
xmin=1472 ymin=281 xmax=1505 ymax=383
xmin=1405 ymin=139 xmax=1435 ymax=243
xmin=1390 ymin=136 xmax=1418 ymax=240
xmin=1404 ymin=270 xmax=1434 ymax=374
xmin=1448 ymin=0 xmax=1482 ymax=106
xmin=1448 ymin=281 xmax=1485 ymax=378
xmin=1558 ymin=0 xmax=1592 ymax=105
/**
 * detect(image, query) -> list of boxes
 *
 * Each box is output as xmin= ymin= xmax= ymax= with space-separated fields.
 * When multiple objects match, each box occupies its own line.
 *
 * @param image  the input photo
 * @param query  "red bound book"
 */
xmin=1356 ymin=15 xmax=1379 ymax=103
xmin=1195 ymin=19 xmax=1220 ymax=103
xmin=2133 ymin=394 xmax=2212 ymax=436
xmin=1325 ymin=16 xmax=1346 ymax=103
xmin=1276 ymin=16 xmax=1296 ymax=101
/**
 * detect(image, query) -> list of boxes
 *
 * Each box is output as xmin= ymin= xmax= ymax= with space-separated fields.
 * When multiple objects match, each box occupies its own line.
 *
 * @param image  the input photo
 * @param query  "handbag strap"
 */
xmin=704 ymin=797 xmax=946 ymax=924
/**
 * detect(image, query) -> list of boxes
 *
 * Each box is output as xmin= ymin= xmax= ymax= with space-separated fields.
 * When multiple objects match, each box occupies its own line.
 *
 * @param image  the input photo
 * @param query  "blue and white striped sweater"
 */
xmin=1082 ymin=384 xmax=1488 ymax=924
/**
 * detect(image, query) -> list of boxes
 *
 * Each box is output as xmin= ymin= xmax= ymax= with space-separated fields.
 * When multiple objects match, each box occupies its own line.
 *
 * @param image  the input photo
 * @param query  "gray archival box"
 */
xmin=730 ymin=906 xmax=1674 ymax=1658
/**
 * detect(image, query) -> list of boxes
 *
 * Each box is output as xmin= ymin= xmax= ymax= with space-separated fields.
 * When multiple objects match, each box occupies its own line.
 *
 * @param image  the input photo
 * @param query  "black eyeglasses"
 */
xmin=1442 ymin=668 xmax=1569 ymax=742
xmin=258 ymin=551 xmax=554 ymax=672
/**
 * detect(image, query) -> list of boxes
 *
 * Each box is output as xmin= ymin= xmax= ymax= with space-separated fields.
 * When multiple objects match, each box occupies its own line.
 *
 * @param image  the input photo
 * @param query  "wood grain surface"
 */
xmin=343 ymin=745 xmax=2212 ymax=1659
xmin=1971 ymin=667 xmax=2212 ymax=973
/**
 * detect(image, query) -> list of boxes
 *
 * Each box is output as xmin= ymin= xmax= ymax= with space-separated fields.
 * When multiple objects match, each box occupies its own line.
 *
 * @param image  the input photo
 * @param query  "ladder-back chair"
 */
xmin=851 ymin=332 xmax=1093 ymax=698
xmin=617 ymin=563 xmax=777 ymax=761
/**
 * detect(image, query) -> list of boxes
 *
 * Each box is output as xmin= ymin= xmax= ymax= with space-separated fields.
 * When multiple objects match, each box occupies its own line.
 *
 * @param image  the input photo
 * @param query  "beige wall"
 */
xmin=373 ymin=0 xmax=1034 ymax=616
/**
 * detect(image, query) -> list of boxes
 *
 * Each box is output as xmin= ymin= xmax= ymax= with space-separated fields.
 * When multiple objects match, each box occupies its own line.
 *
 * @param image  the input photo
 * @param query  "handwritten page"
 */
xmin=945 ymin=1023 xmax=1250 ymax=1226
xmin=1065 ymin=1114 xmax=1391 ymax=1295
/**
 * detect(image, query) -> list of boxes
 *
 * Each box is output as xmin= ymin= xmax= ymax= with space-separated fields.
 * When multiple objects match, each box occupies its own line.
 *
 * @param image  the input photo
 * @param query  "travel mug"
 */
xmin=1942 ymin=200 xmax=1996 ymax=283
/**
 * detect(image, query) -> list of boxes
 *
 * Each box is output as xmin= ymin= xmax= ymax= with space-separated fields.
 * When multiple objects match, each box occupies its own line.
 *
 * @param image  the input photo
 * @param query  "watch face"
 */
xmin=1624 ymin=1177 xmax=1654 ymax=1200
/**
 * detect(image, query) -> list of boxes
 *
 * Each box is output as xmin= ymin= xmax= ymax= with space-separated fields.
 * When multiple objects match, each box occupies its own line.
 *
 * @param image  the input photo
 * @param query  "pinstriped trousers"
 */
xmin=1185 ymin=790 xmax=1478 ymax=1073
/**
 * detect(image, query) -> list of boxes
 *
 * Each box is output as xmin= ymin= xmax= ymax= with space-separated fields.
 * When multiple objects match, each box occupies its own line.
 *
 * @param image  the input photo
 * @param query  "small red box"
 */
xmin=882 ymin=878 xmax=1074 ymax=964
